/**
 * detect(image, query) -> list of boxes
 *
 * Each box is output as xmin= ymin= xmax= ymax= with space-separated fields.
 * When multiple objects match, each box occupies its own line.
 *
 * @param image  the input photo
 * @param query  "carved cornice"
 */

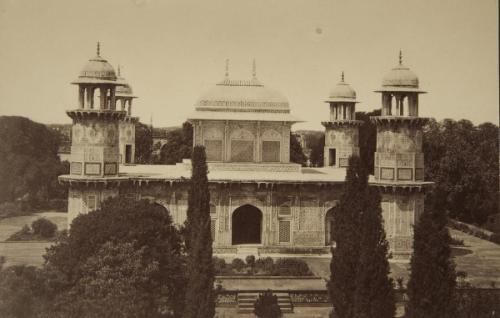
xmin=66 ymin=109 xmax=127 ymax=122
xmin=321 ymin=120 xmax=364 ymax=128
xmin=370 ymin=116 xmax=429 ymax=128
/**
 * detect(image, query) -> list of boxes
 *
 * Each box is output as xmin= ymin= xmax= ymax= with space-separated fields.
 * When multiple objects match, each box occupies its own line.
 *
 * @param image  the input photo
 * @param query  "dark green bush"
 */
xmin=246 ymin=255 xmax=256 ymax=267
xmin=31 ymin=218 xmax=57 ymax=238
xmin=491 ymin=233 xmax=500 ymax=244
xmin=254 ymin=289 xmax=282 ymax=318
xmin=272 ymin=258 xmax=312 ymax=276
xmin=255 ymin=257 xmax=274 ymax=274
xmin=213 ymin=257 xmax=227 ymax=275
xmin=231 ymin=258 xmax=245 ymax=272
xmin=6 ymin=225 xmax=32 ymax=241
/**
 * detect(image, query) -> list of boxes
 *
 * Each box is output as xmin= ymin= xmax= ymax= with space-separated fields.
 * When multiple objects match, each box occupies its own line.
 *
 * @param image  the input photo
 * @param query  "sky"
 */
xmin=0 ymin=0 xmax=498 ymax=130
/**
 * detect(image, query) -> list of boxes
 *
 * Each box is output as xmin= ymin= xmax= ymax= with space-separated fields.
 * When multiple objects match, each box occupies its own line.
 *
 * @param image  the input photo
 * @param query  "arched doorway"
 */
xmin=232 ymin=205 xmax=262 ymax=245
xmin=325 ymin=207 xmax=337 ymax=245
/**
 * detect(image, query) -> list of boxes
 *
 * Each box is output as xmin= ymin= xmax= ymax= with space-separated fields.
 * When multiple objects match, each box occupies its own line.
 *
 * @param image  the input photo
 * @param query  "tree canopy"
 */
xmin=160 ymin=122 xmax=193 ymax=164
xmin=135 ymin=122 xmax=153 ymax=164
xmin=290 ymin=133 xmax=307 ymax=166
xmin=0 ymin=116 xmax=68 ymax=207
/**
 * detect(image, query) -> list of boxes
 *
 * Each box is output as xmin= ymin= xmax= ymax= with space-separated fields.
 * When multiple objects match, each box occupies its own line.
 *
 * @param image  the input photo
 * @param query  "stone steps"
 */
xmin=237 ymin=292 xmax=293 ymax=313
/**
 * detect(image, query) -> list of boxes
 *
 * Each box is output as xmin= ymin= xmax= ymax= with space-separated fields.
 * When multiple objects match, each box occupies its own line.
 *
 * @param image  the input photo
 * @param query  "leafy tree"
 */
xmin=135 ymin=122 xmax=153 ymax=164
xmin=424 ymin=119 xmax=499 ymax=225
xmin=290 ymin=133 xmax=307 ymax=166
xmin=405 ymin=203 xmax=457 ymax=318
xmin=355 ymin=109 xmax=380 ymax=174
xmin=160 ymin=122 xmax=193 ymax=164
xmin=308 ymin=133 xmax=325 ymax=167
xmin=254 ymin=290 xmax=282 ymax=318
xmin=0 ymin=116 xmax=68 ymax=207
xmin=44 ymin=197 xmax=186 ymax=316
xmin=31 ymin=218 xmax=57 ymax=238
xmin=327 ymin=156 xmax=366 ymax=318
xmin=353 ymin=189 xmax=395 ymax=318
xmin=183 ymin=146 xmax=215 ymax=318
xmin=57 ymin=242 xmax=167 ymax=318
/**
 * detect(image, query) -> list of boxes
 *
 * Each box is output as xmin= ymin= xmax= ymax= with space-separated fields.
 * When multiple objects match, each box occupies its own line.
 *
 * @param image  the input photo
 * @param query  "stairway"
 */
xmin=237 ymin=292 xmax=293 ymax=314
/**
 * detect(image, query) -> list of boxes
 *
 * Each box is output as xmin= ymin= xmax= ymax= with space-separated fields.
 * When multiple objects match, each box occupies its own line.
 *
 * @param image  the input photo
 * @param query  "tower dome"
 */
xmin=115 ymin=66 xmax=134 ymax=97
xmin=325 ymin=72 xmax=358 ymax=103
xmin=72 ymin=43 xmax=117 ymax=84
xmin=376 ymin=51 xmax=424 ymax=93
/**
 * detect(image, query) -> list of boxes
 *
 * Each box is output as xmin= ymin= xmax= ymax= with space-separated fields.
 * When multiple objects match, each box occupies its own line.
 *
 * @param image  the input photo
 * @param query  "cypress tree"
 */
xmin=353 ymin=188 xmax=395 ymax=318
xmin=183 ymin=146 xmax=215 ymax=318
xmin=406 ymin=198 xmax=457 ymax=318
xmin=327 ymin=155 xmax=367 ymax=318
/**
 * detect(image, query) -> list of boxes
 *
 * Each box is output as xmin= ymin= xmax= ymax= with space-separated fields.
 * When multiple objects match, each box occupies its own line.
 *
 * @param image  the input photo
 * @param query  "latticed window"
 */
xmin=204 ymin=140 xmax=223 ymax=161
xmin=211 ymin=219 xmax=216 ymax=241
xmin=231 ymin=140 xmax=254 ymax=162
xmin=262 ymin=141 xmax=280 ymax=162
xmin=279 ymin=220 xmax=291 ymax=243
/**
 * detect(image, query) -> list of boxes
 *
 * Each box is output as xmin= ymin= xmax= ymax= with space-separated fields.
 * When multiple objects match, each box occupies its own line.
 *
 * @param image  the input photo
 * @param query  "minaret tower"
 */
xmin=116 ymin=66 xmax=138 ymax=164
xmin=60 ymin=43 xmax=126 ymax=225
xmin=371 ymin=51 xmax=432 ymax=258
xmin=322 ymin=72 xmax=363 ymax=167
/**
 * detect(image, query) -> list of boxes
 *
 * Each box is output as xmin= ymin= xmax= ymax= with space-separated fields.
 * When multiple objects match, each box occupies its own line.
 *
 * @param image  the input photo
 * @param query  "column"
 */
xmin=86 ymin=87 xmax=93 ymax=109
xmin=78 ymin=86 xmax=85 ymax=109
xmin=128 ymin=99 xmax=132 ymax=115
xmin=110 ymin=87 xmax=116 ymax=110
xmin=100 ymin=87 xmax=106 ymax=109
xmin=256 ymin=121 xmax=261 ymax=163
xmin=223 ymin=121 xmax=229 ymax=162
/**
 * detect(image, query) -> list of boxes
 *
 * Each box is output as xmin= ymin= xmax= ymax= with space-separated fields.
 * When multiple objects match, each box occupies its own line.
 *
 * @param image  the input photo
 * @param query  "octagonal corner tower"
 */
xmin=371 ymin=52 xmax=433 ymax=258
xmin=322 ymin=72 xmax=363 ymax=168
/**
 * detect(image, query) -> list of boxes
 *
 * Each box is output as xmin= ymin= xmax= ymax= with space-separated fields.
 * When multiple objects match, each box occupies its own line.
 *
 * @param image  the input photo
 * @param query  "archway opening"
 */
xmin=232 ymin=204 xmax=262 ymax=245
xmin=325 ymin=207 xmax=337 ymax=245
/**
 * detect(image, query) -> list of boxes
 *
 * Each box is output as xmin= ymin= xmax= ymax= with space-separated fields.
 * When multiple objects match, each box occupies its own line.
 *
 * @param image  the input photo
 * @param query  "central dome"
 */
xmin=72 ymin=43 xmax=118 ymax=85
xmin=196 ymin=77 xmax=289 ymax=113
xmin=325 ymin=73 xmax=358 ymax=103
xmin=382 ymin=64 xmax=419 ymax=88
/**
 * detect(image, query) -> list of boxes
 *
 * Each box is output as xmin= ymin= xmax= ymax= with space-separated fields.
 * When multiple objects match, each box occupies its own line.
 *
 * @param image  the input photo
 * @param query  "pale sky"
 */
xmin=0 ymin=0 xmax=498 ymax=130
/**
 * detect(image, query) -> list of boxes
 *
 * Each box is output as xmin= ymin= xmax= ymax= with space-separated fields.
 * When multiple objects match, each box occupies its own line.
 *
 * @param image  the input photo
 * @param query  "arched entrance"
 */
xmin=325 ymin=207 xmax=337 ymax=245
xmin=232 ymin=204 xmax=262 ymax=245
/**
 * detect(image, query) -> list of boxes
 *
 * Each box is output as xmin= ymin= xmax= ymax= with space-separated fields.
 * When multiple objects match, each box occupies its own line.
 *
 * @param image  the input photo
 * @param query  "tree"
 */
xmin=405 ymin=202 xmax=457 ymax=318
xmin=327 ymin=155 xmax=366 ymax=318
xmin=31 ymin=218 xmax=57 ymax=238
xmin=355 ymin=109 xmax=381 ymax=174
xmin=183 ymin=146 xmax=215 ymax=318
xmin=160 ymin=122 xmax=193 ymax=164
xmin=423 ymin=119 xmax=499 ymax=225
xmin=290 ymin=133 xmax=307 ymax=166
xmin=135 ymin=122 xmax=153 ymax=164
xmin=57 ymin=242 xmax=167 ymax=318
xmin=353 ymin=189 xmax=395 ymax=318
xmin=254 ymin=290 xmax=282 ymax=318
xmin=44 ymin=198 xmax=186 ymax=316
xmin=0 ymin=116 xmax=68 ymax=207
xmin=308 ymin=133 xmax=325 ymax=167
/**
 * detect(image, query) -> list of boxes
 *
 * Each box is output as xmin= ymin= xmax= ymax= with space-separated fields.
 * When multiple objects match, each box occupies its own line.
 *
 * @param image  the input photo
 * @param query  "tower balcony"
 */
xmin=321 ymin=120 xmax=363 ymax=128
xmin=370 ymin=116 xmax=429 ymax=128
xmin=66 ymin=109 xmax=127 ymax=122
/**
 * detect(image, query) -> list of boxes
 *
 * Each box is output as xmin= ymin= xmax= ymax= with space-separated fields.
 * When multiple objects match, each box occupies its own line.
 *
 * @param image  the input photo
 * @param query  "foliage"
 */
xmin=255 ymin=257 xmax=275 ymax=274
xmin=183 ymin=146 xmax=215 ymax=318
xmin=352 ymin=189 xmax=395 ymax=318
xmin=231 ymin=258 xmax=246 ymax=272
xmin=44 ymin=197 xmax=186 ymax=317
xmin=455 ymin=288 xmax=500 ymax=318
xmin=160 ymin=122 xmax=193 ymax=164
xmin=307 ymin=132 xmax=325 ymax=167
xmin=328 ymin=156 xmax=366 ymax=318
xmin=246 ymin=255 xmax=256 ymax=267
xmin=0 ymin=116 xmax=68 ymax=207
xmin=355 ymin=109 xmax=381 ymax=174
xmin=55 ymin=242 xmax=168 ymax=318
xmin=448 ymin=218 xmax=497 ymax=244
xmin=406 ymin=204 xmax=457 ymax=318
xmin=424 ymin=119 xmax=499 ymax=225
xmin=271 ymin=258 xmax=312 ymax=276
xmin=6 ymin=224 xmax=32 ymax=241
xmin=0 ymin=201 xmax=32 ymax=220
xmin=254 ymin=290 xmax=282 ymax=318
xmin=290 ymin=133 xmax=307 ymax=166
xmin=31 ymin=218 xmax=58 ymax=238
xmin=135 ymin=122 xmax=153 ymax=164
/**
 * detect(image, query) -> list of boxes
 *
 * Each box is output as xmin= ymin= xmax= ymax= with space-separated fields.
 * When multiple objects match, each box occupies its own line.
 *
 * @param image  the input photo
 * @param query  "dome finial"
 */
xmin=225 ymin=59 xmax=229 ymax=78
xmin=399 ymin=49 xmax=403 ymax=65
xmin=341 ymin=71 xmax=344 ymax=82
xmin=97 ymin=42 xmax=100 ymax=57
xmin=252 ymin=58 xmax=257 ymax=78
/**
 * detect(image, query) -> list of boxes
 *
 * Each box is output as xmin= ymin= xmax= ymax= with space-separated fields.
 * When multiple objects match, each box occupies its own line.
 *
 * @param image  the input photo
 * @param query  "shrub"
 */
xmin=255 ymin=257 xmax=274 ymax=274
xmin=6 ymin=225 xmax=32 ymax=241
xmin=490 ymin=233 xmax=500 ymax=245
xmin=246 ymin=255 xmax=256 ymax=267
xmin=272 ymin=258 xmax=312 ymax=276
xmin=231 ymin=258 xmax=245 ymax=272
xmin=450 ymin=237 xmax=465 ymax=246
xmin=213 ymin=257 xmax=227 ymax=275
xmin=31 ymin=218 xmax=57 ymax=238
xmin=254 ymin=290 xmax=282 ymax=318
